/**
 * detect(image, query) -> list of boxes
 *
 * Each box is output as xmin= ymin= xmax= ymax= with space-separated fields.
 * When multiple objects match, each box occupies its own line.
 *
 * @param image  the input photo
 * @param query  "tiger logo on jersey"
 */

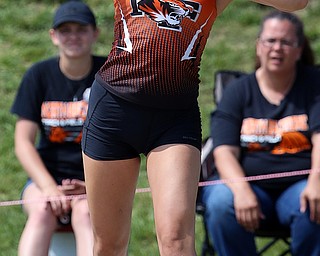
xmin=138 ymin=0 xmax=193 ymax=29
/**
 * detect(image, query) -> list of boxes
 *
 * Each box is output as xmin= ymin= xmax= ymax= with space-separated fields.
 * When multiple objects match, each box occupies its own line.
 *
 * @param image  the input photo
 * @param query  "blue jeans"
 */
xmin=202 ymin=179 xmax=320 ymax=256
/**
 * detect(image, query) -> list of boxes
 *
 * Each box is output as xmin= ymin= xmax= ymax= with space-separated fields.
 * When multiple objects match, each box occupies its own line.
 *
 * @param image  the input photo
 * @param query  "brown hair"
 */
xmin=255 ymin=11 xmax=315 ymax=69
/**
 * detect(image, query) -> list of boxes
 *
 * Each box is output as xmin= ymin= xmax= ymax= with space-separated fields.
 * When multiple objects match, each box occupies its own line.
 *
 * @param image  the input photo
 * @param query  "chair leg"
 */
xmin=201 ymin=236 xmax=215 ymax=256
xmin=257 ymin=237 xmax=291 ymax=256
xmin=278 ymin=249 xmax=291 ymax=256
xmin=201 ymin=216 xmax=215 ymax=256
xmin=257 ymin=238 xmax=279 ymax=255
xmin=201 ymin=241 xmax=215 ymax=256
xmin=278 ymin=238 xmax=291 ymax=256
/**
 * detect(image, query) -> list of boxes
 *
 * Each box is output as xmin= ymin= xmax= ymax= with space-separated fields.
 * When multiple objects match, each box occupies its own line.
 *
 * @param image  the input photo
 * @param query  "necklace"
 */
xmin=59 ymin=57 xmax=93 ymax=101
xmin=64 ymin=76 xmax=91 ymax=102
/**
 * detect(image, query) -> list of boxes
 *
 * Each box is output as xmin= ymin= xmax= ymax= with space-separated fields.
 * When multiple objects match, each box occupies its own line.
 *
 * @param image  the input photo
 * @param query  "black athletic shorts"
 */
xmin=82 ymin=80 xmax=202 ymax=160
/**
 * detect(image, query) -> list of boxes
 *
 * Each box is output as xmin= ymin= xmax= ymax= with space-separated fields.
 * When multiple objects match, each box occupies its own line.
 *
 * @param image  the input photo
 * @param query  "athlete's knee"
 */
xmin=158 ymin=234 xmax=195 ymax=256
xmin=157 ymin=225 xmax=195 ymax=256
xmin=93 ymin=237 xmax=128 ymax=256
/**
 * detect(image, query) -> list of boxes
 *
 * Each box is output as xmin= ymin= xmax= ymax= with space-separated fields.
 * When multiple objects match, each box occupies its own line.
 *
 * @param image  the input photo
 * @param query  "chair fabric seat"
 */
xmin=48 ymin=223 xmax=76 ymax=256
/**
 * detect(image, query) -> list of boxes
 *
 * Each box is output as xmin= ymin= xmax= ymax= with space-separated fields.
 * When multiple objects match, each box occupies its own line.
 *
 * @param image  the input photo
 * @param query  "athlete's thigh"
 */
xmin=146 ymin=144 xmax=200 ymax=228
xmin=83 ymin=155 xmax=141 ymax=239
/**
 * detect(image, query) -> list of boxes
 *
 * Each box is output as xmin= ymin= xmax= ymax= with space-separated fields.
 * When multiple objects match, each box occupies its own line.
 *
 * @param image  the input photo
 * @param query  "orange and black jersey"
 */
xmin=98 ymin=0 xmax=217 ymax=109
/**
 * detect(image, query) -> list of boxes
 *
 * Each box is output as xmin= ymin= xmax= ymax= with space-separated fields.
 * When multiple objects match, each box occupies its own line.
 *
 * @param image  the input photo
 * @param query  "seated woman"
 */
xmin=11 ymin=1 xmax=106 ymax=256
xmin=202 ymin=10 xmax=320 ymax=256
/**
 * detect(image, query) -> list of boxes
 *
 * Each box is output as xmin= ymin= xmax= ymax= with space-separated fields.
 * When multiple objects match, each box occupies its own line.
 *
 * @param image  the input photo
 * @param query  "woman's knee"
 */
xmin=203 ymin=184 xmax=234 ymax=221
xmin=293 ymin=211 xmax=320 ymax=237
xmin=26 ymin=204 xmax=57 ymax=229
xmin=291 ymin=212 xmax=320 ymax=255
xmin=276 ymin=180 xmax=307 ymax=224
xmin=71 ymin=200 xmax=91 ymax=226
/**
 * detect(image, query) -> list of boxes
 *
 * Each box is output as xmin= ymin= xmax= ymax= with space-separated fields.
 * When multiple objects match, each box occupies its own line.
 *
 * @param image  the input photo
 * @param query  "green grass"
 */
xmin=1 ymin=0 xmax=320 ymax=255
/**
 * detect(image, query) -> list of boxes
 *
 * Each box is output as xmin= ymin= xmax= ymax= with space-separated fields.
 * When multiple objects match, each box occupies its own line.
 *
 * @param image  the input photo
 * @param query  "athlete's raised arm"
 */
xmin=251 ymin=0 xmax=308 ymax=11
xmin=216 ymin=0 xmax=308 ymax=15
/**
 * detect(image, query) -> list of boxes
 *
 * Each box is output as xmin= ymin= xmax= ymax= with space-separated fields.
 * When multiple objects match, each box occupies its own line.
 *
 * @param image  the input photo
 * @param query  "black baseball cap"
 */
xmin=52 ymin=1 xmax=96 ymax=29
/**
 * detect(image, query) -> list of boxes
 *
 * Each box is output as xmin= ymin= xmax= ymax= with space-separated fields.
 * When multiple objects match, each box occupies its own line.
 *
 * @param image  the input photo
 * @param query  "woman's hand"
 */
xmin=59 ymin=179 xmax=86 ymax=195
xmin=234 ymin=188 xmax=265 ymax=232
xmin=300 ymin=176 xmax=320 ymax=224
xmin=43 ymin=184 xmax=71 ymax=217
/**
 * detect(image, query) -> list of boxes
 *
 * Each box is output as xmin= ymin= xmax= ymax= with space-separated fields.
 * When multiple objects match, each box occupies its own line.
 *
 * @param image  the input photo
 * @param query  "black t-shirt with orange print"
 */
xmin=211 ymin=65 xmax=320 ymax=191
xmin=11 ymin=56 xmax=106 ymax=183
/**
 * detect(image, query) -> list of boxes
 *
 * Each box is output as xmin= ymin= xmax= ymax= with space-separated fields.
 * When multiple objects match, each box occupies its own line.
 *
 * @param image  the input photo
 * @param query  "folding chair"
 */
xmin=197 ymin=70 xmax=291 ymax=256
xmin=196 ymin=137 xmax=215 ymax=256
